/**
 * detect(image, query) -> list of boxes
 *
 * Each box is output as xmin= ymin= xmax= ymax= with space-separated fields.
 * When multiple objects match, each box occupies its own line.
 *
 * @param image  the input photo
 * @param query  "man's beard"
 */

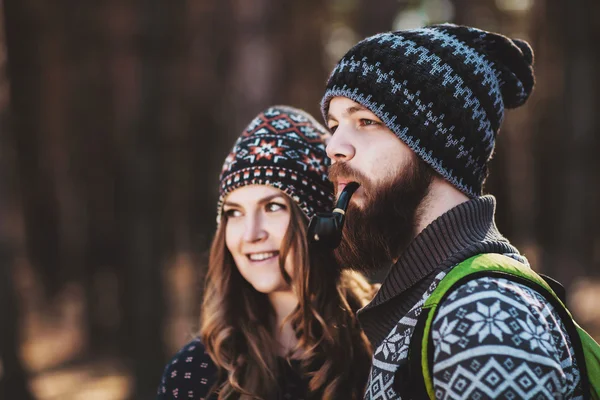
xmin=329 ymin=156 xmax=434 ymax=274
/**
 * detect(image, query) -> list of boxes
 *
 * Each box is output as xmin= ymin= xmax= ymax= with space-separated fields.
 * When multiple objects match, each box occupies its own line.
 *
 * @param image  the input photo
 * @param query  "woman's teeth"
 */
xmin=248 ymin=252 xmax=277 ymax=261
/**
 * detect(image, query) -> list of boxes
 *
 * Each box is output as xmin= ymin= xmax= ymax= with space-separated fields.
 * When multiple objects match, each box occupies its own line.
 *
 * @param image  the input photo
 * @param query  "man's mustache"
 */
xmin=328 ymin=163 xmax=371 ymax=194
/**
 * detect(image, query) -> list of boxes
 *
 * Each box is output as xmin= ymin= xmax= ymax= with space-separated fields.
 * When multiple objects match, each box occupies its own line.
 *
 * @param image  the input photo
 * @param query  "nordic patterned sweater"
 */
xmin=359 ymin=196 xmax=583 ymax=399
xmin=156 ymin=339 xmax=308 ymax=400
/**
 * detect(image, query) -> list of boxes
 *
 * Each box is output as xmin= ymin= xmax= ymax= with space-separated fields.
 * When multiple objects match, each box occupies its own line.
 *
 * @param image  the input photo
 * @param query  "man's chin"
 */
xmin=333 ymin=204 xmax=394 ymax=274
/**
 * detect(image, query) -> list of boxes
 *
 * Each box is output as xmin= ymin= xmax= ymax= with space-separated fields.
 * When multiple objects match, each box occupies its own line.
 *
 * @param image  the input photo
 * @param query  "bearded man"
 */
xmin=322 ymin=24 xmax=585 ymax=399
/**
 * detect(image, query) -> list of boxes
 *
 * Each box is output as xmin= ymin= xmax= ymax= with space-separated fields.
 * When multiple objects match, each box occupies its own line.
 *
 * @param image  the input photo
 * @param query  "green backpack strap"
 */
xmin=410 ymin=253 xmax=599 ymax=400
xmin=576 ymin=321 xmax=600 ymax=400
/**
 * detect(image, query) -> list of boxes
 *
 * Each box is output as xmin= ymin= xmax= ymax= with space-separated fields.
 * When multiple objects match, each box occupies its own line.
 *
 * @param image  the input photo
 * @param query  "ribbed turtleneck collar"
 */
xmin=361 ymin=195 xmax=521 ymax=311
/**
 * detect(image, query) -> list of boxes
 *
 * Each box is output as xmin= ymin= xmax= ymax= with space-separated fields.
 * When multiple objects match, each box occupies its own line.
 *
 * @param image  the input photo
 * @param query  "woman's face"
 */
xmin=223 ymin=185 xmax=295 ymax=294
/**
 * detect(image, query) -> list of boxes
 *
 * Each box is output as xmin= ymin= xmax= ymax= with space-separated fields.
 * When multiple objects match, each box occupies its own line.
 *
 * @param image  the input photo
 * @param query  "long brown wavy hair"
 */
xmin=200 ymin=195 xmax=374 ymax=399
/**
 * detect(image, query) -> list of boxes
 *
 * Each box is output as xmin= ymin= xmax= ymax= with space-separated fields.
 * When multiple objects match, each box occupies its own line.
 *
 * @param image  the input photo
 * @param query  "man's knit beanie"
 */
xmin=321 ymin=23 xmax=535 ymax=197
xmin=218 ymin=105 xmax=334 ymax=221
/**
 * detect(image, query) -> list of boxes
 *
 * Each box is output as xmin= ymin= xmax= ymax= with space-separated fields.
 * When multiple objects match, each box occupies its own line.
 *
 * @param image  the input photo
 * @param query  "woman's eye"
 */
xmin=224 ymin=209 xmax=242 ymax=218
xmin=266 ymin=202 xmax=286 ymax=212
xmin=328 ymin=125 xmax=338 ymax=133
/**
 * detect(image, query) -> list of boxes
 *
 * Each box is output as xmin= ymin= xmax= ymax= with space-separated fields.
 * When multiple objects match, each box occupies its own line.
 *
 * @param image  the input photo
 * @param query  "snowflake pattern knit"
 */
xmin=365 ymin=267 xmax=583 ymax=399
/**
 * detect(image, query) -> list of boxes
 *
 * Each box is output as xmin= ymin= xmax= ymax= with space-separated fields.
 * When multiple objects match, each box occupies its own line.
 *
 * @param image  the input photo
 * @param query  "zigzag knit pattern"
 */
xmin=321 ymin=24 xmax=535 ymax=197
xmin=218 ymin=106 xmax=334 ymax=221
xmin=364 ymin=266 xmax=583 ymax=399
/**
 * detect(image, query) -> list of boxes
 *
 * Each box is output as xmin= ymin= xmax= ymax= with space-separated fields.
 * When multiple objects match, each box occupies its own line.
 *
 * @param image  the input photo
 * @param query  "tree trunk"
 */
xmin=118 ymin=1 xmax=174 ymax=395
xmin=3 ymin=0 xmax=66 ymax=298
xmin=0 ymin=1 xmax=35 ymax=397
xmin=354 ymin=0 xmax=403 ymax=38
xmin=276 ymin=0 xmax=330 ymax=117
xmin=60 ymin=0 xmax=124 ymax=358
xmin=551 ymin=0 xmax=597 ymax=285
xmin=0 ymin=249 xmax=35 ymax=399
xmin=534 ymin=0 xmax=599 ymax=286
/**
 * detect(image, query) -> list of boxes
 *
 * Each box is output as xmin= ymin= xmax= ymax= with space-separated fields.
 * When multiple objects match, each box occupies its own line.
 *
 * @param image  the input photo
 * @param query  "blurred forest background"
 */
xmin=1 ymin=0 xmax=599 ymax=398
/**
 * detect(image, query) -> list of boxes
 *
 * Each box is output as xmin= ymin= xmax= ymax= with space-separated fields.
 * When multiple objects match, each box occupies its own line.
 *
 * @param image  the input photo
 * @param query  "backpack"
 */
xmin=399 ymin=253 xmax=600 ymax=399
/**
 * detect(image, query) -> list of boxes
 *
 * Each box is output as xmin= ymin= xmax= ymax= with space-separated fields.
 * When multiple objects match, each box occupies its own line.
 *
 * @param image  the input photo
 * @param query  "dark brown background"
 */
xmin=1 ymin=0 xmax=599 ymax=398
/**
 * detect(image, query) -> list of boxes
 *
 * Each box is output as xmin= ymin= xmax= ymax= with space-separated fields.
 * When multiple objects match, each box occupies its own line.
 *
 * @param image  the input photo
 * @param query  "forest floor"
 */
xmin=13 ymin=260 xmax=600 ymax=400
xmin=15 ymin=256 xmax=200 ymax=400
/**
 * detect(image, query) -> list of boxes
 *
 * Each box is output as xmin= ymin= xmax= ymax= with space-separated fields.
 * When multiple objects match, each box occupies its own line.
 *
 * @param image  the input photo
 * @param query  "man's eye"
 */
xmin=224 ymin=209 xmax=242 ymax=218
xmin=359 ymin=119 xmax=378 ymax=126
xmin=266 ymin=202 xmax=286 ymax=212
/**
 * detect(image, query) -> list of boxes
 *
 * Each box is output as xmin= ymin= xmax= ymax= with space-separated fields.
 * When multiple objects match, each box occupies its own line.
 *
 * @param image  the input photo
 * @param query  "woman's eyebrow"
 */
xmin=257 ymin=194 xmax=285 ymax=205
xmin=223 ymin=194 xmax=284 ymax=208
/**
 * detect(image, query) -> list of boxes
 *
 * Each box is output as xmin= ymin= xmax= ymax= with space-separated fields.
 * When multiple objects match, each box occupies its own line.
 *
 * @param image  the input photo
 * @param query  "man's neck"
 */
xmin=415 ymin=178 xmax=470 ymax=237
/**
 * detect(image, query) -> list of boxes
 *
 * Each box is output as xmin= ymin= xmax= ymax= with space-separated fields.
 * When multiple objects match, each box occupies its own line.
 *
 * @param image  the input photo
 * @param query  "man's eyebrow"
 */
xmin=345 ymin=105 xmax=369 ymax=115
xmin=327 ymin=104 xmax=370 ymax=123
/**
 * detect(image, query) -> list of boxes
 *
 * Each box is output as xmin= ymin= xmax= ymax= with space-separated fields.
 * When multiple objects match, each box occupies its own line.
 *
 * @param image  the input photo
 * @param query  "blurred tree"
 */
xmin=355 ymin=0 xmax=406 ymax=37
xmin=0 ymin=0 xmax=35 ymax=398
xmin=3 ymin=0 xmax=65 ymax=300
xmin=64 ymin=0 xmax=130 ymax=360
xmin=276 ymin=1 xmax=331 ymax=117
xmin=175 ymin=0 xmax=235 ymax=266
xmin=451 ymin=0 xmax=546 ymax=273
xmin=533 ymin=0 xmax=600 ymax=286
xmin=452 ymin=0 xmax=501 ymax=29
xmin=0 ymin=204 xmax=35 ymax=395
xmin=226 ymin=0 xmax=329 ymax=133
xmin=115 ymin=0 xmax=178 ymax=395
xmin=9 ymin=0 xmax=600 ymax=397
xmin=450 ymin=0 xmax=521 ymax=244
xmin=452 ymin=0 xmax=600 ymax=286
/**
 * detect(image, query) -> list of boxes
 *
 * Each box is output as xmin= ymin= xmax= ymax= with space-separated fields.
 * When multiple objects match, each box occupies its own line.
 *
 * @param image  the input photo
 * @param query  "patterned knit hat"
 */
xmin=217 ymin=106 xmax=334 ymax=221
xmin=321 ymin=23 xmax=535 ymax=197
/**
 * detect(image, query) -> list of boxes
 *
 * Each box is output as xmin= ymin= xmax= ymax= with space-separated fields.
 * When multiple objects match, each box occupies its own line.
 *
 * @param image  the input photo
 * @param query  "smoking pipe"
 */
xmin=307 ymin=182 xmax=359 ymax=249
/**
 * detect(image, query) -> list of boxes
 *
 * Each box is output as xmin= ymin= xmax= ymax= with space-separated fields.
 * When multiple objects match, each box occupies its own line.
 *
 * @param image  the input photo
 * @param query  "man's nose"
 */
xmin=326 ymin=128 xmax=356 ymax=164
xmin=243 ymin=213 xmax=267 ymax=243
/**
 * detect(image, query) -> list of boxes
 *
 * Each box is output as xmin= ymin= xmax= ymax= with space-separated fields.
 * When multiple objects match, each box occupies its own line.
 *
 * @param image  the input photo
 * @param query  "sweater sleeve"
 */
xmin=430 ymin=276 xmax=584 ymax=400
xmin=156 ymin=338 xmax=219 ymax=400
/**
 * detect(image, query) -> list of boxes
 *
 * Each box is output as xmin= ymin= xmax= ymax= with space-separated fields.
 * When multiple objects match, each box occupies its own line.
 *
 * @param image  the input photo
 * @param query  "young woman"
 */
xmin=157 ymin=106 xmax=375 ymax=400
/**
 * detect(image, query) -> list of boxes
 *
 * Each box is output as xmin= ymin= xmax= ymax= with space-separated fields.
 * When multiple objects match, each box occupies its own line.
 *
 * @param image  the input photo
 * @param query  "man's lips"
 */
xmin=335 ymin=181 xmax=348 ymax=195
xmin=335 ymin=178 xmax=351 ymax=186
xmin=335 ymin=179 xmax=361 ymax=196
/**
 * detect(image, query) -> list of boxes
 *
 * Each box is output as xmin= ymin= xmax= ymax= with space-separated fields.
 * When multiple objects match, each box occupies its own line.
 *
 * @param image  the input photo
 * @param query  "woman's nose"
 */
xmin=243 ymin=214 xmax=267 ymax=243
